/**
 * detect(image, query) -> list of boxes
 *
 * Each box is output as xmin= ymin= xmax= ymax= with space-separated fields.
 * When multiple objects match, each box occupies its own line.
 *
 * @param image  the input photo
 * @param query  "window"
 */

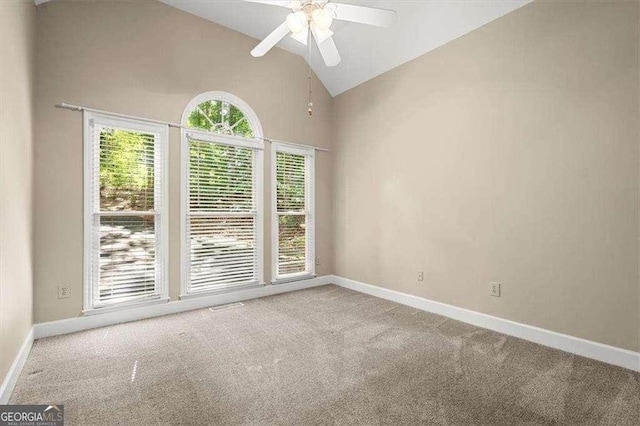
xmin=272 ymin=143 xmax=315 ymax=282
xmin=181 ymin=92 xmax=264 ymax=296
xmin=83 ymin=113 xmax=168 ymax=312
xmin=185 ymin=97 xmax=254 ymax=138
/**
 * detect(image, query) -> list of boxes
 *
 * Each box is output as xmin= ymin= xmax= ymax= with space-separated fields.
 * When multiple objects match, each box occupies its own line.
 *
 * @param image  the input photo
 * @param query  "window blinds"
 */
xmin=275 ymin=148 xmax=314 ymax=279
xmin=86 ymin=116 xmax=167 ymax=310
xmin=186 ymin=137 xmax=259 ymax=293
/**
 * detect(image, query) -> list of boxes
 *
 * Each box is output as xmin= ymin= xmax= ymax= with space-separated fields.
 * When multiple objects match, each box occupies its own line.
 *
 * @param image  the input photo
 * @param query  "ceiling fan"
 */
xmin=244 ymin=0 xmax=397 ymax=67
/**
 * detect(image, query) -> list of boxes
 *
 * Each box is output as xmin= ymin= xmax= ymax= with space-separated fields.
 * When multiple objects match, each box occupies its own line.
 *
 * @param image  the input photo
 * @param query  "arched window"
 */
xmin=181 ymin=91 xmax=263 ymax=140
xmin=181 ymin=92 xmax=264 ymax=297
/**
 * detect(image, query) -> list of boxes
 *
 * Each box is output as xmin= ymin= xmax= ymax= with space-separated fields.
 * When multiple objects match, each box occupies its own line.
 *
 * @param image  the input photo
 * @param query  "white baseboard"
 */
xmin=0 ymin=327 xmax=34 ymax=404
xmin=331 ymin=275 xmax=640 ymax=372
xmin=21 ymin=273 xmax=639 ymax=392
xmin=33 ymin=275 xmax=332 ymax=340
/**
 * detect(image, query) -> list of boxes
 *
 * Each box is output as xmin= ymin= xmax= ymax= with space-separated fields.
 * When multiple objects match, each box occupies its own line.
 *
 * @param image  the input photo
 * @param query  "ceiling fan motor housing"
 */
xmin=288 ymin=0 xmax=335 ymax=33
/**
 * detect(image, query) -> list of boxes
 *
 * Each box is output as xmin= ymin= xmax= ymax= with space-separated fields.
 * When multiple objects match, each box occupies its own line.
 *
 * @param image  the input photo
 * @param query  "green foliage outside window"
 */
xmin=189 ymin=141 xmax=254 ymax=212
xmin=187 ymin=100 xmax=254 ymax=138
xmin=99 ymin=129 xmax=154 ymax=211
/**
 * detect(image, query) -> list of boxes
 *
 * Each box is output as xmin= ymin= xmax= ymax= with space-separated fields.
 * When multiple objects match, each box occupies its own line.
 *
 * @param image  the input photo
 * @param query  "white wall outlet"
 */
xmin=315 ymin=257 xmax=321 ymax=266
xmin=490 ymin=282 xmax=501 ymax=297
xmin=417 ymin=271 xmax=424 ymax=282
xmin=57 ymin=285 xmax=70 ymax=299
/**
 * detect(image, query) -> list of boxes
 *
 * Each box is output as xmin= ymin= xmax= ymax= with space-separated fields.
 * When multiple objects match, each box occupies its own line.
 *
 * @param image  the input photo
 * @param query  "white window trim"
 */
xmin=271 ymin=142 xmax=316 ymax=284
xmin=83 ymin=112 xmax=169 ymax=314
xmin=180 ymin=92 xmax=265 ymax=298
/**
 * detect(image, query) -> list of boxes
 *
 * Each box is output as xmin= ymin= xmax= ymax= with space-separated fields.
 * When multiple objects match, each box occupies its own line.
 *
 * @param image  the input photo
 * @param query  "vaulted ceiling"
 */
xmin=36 ymin=0 xmax=533 ymax=96
xmin=161 ymin=0 xmax=532 ymax=96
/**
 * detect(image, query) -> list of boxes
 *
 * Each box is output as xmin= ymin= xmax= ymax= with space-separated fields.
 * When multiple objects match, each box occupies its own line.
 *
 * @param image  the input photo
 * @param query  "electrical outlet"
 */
xmin=490 ymin=282 xmax=501 ymax=297
xmin=58 ymin=285 xmax=70 ymax=299
xmin=417 ymin=271 xmax=424 ymax=282
xmin=315 ymin=257 xmax=321 ymax=266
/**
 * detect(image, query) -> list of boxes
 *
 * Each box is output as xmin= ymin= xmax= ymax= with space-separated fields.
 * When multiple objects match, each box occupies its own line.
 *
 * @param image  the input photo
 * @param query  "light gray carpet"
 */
xmin=10 ymin=285 xmax=640 ymax=425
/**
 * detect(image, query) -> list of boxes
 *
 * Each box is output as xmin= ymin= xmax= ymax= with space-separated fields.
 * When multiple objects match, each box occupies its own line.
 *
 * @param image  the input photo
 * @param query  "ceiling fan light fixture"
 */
xmin=311 ymin=7 xmax=333 ymax=31
xmin=286 ymin=11 xmax=308 ymax=34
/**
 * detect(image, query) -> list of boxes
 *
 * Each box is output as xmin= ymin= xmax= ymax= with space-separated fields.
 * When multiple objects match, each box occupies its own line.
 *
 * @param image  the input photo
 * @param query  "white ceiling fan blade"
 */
xmin=310 ymin=25 xmax=333 ymax=44
xmin=318 ymin=38 xmax=341 ymax=67
xmin=243 ymin=0 xmax=293 ymax=8
xmin=290 ymin=27 xmax=309 ymax=45
xmin=329 ymin=3 xmax=397 ymax=28
xmin=312 ymin=30 xmax=341 ymax=67
xmin=251 ymin=21 xmax=290 ymax=57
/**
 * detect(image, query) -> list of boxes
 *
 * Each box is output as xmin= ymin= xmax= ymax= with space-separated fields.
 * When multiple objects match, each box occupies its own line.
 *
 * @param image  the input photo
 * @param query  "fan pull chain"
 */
xmin=308 ymin=67 xmax=313 ymax=116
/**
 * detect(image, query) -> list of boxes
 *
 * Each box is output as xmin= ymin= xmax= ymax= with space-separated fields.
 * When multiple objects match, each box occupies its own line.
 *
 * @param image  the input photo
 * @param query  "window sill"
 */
xmin=83 ymin=296 xmax=170 ymax=316
xmin=271 ymin=273 xmax=316 ymax=285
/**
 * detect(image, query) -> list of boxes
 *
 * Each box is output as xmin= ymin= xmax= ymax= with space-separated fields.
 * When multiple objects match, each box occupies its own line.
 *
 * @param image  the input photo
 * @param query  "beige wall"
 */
xmin=29 ymin=0 xmax=640 ymax=353
xmin=333 ymin=1 xmax=640 ymax=351
xmin=33 ymin=0 xmax=333 ymax=322
xmin=0 ymin=0 xmax=36 ymax=385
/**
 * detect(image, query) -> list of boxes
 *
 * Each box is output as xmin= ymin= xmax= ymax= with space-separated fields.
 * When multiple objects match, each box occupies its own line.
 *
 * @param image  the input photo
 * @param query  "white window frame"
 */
xmin=180 ymin=92 xmax=265 ymax=298
xmin=271 ymin=142 xmax=315 ymax=284
xmin=83 ymin=112 xmax=169 ymax=314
